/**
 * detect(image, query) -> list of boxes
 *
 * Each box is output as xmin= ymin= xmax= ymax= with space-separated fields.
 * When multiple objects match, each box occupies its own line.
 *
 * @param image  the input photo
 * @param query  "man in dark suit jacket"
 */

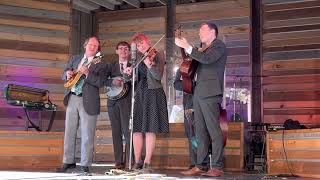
xmin=57 ymin=36 xmax=108 ymax=173
xmin=175 ymin=23 xmax=227 ymax=177
xmin=104 ymin=41 xmax=132 ymax=169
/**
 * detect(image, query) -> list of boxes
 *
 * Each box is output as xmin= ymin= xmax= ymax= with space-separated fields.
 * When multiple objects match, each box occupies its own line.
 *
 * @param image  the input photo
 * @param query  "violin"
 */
xmin=143 ymin=48 xmax=157 ymax=66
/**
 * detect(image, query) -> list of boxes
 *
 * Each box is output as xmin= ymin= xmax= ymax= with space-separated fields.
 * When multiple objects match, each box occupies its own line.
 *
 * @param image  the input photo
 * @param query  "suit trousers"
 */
xmin=108 ymin=97 xmax=131 ymax=165
xmin=63 ymin=94 xmax=97 ymax=166
xmin=193 ymin=94 xmax=224 ymax=169
xmin=183 ymin=111 xmax=197 ymax=167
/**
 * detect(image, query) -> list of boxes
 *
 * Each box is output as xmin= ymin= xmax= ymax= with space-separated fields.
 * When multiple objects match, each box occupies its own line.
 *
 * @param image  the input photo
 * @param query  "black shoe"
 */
xmin=80 ymin=166 xmax=89 ymax=173
xmin=56 ymin=163 xmax=76 ymax=172
xmin=132 ymin=161 xmax=143 ymax=170
xmin=114 ymin=163 xmax=125 ymax=169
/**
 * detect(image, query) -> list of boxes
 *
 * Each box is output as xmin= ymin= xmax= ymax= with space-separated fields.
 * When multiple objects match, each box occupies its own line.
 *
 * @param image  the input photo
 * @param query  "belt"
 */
xmin=71 ymin=92 xmax=82 ymax=97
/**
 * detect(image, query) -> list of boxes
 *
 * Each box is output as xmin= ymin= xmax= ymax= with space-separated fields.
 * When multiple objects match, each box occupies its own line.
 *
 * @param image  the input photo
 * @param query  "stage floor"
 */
xmin=0 ymin=164 xmax=316 ymax=180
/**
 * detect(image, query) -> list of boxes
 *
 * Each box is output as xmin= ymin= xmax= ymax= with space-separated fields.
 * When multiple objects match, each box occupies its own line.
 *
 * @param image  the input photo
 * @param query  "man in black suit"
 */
xmin=175 ymin=22 xmax=227 ymax=177
xmin=57 ymin=36 xmax=107 ymax=173
xmin=104 ymin=41 xmax=132 ymax=169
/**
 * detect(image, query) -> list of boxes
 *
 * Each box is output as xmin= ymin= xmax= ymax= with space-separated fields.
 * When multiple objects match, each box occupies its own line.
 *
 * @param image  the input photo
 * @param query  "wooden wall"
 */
xmin=0 ymin=131 xmax=63 ymax=171
xmin=262 ymin=0 xmax=320 ymax=125
xmin=97 ymin=7 xmax=166 ymax=62
xmin=267 ymin=128 xmax=320 ymax=178
xmin=176 ymin=0 xmax=251 ymax=122
xmin=0 ymin=0 xmax=71 ymax=131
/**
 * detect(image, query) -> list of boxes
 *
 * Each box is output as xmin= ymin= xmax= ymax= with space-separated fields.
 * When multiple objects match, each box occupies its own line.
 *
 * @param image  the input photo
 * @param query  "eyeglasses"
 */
xmin=117 ymin=46 xmax=129 ymax=51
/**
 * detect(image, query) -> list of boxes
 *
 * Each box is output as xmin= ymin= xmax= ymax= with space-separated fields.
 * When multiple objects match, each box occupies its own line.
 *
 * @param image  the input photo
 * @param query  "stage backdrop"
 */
xmin=261 ymin=0 xmax=320 ymax=125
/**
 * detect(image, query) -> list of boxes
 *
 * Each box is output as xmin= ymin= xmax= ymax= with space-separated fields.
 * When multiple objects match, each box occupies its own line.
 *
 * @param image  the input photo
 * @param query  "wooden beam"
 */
xmin=73 ymin=0 xmax=100 ymax=12
xmin=123 ymin=0 xmax=140 ymax=8
xmin=251 ymin=0 xmax=262 ymax=123
xmin=156 ymin=0 xmax=166 ymax=5
xmin=88 ymin=0 xmax=114 ymax=10
xmin=73 ymin=4 xmax=91 ymax=14
xmin=107 ymin=0 xmax=122 ymax=5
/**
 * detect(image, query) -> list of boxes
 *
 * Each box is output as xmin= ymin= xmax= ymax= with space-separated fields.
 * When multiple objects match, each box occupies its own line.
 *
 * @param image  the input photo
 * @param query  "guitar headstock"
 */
xmin=174 ymin=25 xmax=183 ymax=38
xmin=92 ymin=54 xmax=103 ymax=64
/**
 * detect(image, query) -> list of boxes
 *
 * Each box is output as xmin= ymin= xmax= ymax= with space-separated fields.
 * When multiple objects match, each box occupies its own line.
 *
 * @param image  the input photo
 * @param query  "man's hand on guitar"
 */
xmin=66 ymin=70 xmax=74 ymax=80
xmin=123 ymin=67 xmax=132 ymax=75
xmin=79 ymin=66 xmax=89 ymax=76
xmin=175 ymin=37 xmax=191 ymax=50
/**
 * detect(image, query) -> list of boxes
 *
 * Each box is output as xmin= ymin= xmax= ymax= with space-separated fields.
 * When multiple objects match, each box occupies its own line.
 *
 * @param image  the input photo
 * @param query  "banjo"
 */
xmin=106 ymin=76 xmax=129 ymax=100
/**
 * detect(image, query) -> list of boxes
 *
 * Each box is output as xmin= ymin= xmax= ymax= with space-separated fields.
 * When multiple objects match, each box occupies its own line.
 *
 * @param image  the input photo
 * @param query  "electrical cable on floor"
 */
xmin=281 ymin=129 xmax=299 ymax=177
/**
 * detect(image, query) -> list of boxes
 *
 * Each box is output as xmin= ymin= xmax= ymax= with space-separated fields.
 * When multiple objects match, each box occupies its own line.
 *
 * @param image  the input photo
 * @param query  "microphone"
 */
xmin=131 ymin=43 xmax=137 ymax=65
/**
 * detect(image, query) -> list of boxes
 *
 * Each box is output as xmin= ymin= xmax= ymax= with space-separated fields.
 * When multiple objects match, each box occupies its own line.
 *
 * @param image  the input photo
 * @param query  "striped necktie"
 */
xmin=74 ymin=58 xmax=88 ymax=95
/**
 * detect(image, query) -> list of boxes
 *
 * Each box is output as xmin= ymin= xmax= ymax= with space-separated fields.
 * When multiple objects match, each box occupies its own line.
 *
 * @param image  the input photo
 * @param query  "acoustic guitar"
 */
xmin=175 ymin=27 xmax=198 ymax=94
xmin=220 ymin=105 xmax=228 ymax=147
xmin=64 ymin=54 xmax=103 ymax=89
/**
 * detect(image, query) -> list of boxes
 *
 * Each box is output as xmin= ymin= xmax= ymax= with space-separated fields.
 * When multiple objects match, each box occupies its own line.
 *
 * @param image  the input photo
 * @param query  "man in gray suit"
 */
xmin=57 ymin=36 xmax=108 ymax=173
xmin=104 ymin=41 xmax=132 ymax=169
xmin=175 ymin=22 xmax=227 ymax=177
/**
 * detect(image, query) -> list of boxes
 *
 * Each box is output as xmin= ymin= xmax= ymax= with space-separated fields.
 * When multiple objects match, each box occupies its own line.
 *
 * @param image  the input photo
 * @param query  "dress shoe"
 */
xmin=56 ymin=163 xmax=76 ymax=172
xmin=180 ymin=166 xmax=205 ymax=176
xmin=80 ymin=166 xmax=89 ymax=173
xmin=114 ymin=163 xmax=125 ymax=169
xmin=201 ymin=168 xmax=224 ymax=177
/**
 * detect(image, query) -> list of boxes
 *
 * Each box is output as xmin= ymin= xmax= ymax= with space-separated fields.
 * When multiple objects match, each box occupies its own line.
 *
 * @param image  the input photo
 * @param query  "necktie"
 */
xmin=120 ymin=63 xmax=124 ymax=73
xmin=74 ymin=58 xmax=88 ymax=95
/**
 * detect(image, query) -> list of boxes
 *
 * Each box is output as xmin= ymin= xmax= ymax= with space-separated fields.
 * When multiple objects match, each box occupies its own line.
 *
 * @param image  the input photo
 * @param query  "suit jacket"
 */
xmin=189 ymin=39 xmax=227 ymax=99
xmin=105 ymin=61 xmax=132 ymax=107
xmin=62 ymin=54 xmax=108 ymax=115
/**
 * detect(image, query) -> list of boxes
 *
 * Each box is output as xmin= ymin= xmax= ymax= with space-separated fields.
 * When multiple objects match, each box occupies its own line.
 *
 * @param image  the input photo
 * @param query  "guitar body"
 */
xmin=63 ymin=54 xmax=103 ymax=89
xmin=180 ymin=59 xmax=198 ymax=94
xmin=64 ymin=73 xmax=82 ymax=88
xmin=219 ymin=107 xmax=228 ymax=147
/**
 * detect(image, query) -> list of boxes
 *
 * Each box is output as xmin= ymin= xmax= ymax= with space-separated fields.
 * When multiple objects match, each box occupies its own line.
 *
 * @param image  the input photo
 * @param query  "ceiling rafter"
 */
xmin=89 ymin=0 xmax=115 ymax=10
xmin=123 ymin=0 xmax=141 ymax=8
xmin=156 ymin=0 xmax=166 ymax=5
xmin=73 ymin=0 xmax=100 ymax=13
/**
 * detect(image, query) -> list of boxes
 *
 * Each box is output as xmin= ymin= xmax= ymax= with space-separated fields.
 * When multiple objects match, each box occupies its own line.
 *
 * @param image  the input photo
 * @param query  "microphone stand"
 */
xmin=128 ymin=58 xmax=136 ymax=170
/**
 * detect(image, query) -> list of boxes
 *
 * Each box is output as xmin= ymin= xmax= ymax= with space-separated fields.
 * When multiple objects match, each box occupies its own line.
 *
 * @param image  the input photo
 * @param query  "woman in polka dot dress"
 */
xmin=129 ymin=33 xmax=169 ymax=172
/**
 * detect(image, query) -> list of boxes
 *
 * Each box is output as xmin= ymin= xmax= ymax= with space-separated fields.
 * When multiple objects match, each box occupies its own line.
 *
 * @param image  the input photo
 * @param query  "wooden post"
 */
xmin=251 ymin=0 xmax=262 ymax=123
xmin=165 ymin=0 xmax=176 ymax=115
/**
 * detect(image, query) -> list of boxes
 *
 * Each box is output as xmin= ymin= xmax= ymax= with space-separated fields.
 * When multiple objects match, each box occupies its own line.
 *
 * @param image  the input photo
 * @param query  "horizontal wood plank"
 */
xmin=0 ymin=0 xmax=70 ymax=13
xmin=0 ymin=48 xmax=69 ymax=61
xmin=263 ymin=58 xmax=320 ymax=71
xmin=265 ymin=6 xmax=320 ymax=21
xmin=264 ymin=115 xmax=320 ymax=124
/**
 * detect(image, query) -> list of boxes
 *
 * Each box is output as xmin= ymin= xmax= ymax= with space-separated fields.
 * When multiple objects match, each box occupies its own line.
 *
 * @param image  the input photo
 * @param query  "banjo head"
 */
xmin=106 ymin=77 xmax=129 ymax=100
